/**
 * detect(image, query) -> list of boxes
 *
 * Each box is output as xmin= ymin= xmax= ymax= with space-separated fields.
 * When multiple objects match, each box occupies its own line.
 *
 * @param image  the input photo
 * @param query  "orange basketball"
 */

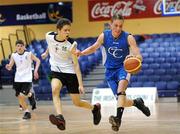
xmin=124 ymin=57 xmax=142 ymax=74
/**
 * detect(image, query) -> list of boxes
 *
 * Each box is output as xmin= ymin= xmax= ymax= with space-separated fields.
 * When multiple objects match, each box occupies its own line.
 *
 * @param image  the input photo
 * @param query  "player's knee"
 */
xmin=18 ymin=94 xmax=25 ymax=99
xmin=52 ymin=87 xmax=59 ymax=96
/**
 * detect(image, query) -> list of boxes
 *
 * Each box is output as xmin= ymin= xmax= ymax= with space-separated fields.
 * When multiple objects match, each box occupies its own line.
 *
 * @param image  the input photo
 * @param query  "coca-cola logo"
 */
xmin=89 ymin=0 xmax=164 ymax=20
xmin=91 ymin=1 xmax=133 ymax=19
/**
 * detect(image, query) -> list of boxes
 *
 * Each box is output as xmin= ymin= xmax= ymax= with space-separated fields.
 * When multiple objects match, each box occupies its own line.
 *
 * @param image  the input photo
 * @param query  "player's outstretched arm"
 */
xmin=127 ymin=35 xmax=143 ymax=62
xmin=41 ymin=48 xmax=49 ymax=60
xmin=31 ymin=53 xmax=41 ymax=80
xmin=80 ymin=33 xmax=104 ymax=56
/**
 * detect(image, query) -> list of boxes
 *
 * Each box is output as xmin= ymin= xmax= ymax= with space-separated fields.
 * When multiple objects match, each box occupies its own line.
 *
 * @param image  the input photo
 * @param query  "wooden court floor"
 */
xmin=0 ymin=102 xmax=180 ymax=134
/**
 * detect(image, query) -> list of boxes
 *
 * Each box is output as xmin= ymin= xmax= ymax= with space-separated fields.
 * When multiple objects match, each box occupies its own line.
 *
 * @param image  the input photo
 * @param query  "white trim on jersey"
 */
xmin=101 ymin=46 xmax=107 ymax=66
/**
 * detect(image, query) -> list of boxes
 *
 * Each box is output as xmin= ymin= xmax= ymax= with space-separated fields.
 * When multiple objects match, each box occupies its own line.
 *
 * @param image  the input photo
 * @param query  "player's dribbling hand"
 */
xmin=125 ymin=55 xmax=134 ymax=60
xmin=79 ymin=86 xmax=85 ymax=94
xmin=5 ymin=64 xmax=12 ymax=71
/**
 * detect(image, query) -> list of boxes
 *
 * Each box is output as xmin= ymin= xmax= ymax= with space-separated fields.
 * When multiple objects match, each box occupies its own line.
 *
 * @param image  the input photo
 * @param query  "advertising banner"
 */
xmin=88 ymin=0 xmax=163 ymax=21
xmin=0 ymin=2 xmax=72 ymax=26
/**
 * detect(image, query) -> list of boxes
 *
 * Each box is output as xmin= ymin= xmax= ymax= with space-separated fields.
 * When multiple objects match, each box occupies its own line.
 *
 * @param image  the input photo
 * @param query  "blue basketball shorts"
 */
xmin=105 ymin=67 xmax=130 ymax=95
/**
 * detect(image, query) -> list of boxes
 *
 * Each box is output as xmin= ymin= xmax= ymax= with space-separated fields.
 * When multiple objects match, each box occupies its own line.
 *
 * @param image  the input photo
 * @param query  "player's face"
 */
xmin=111 ymin=19 xmax=124 ymax=38
xmin=57 ymin=25 xmax=71 ymax=40
xmin=16 ymin=43 xmax=25 ymax=54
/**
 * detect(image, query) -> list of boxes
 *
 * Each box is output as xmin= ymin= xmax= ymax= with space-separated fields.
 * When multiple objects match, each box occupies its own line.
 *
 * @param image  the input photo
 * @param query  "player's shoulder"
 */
xmin=11 ymin=52 xmax=17 ymax=57
xmin=103 ymin=29 xmax=111 ymax=33
xmin=67 ymin=38 xmax=75 ymax=44
xmin=46 ymin=31 xmax=57 ymax=38
xmin=123 ymin=31 xmax=131 ymax=36
xmin=24 ymin=50 xmax=32 ymax=54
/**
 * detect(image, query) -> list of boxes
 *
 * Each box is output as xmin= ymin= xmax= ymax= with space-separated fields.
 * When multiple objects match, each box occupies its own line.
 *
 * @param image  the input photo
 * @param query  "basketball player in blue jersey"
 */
xmin=76 ymin=14 xmax=150 ymax=131
xmin=6 ymin=40 xmax=40 ymax=119
xmin=42 ymin=18 xmax=101 ymax=130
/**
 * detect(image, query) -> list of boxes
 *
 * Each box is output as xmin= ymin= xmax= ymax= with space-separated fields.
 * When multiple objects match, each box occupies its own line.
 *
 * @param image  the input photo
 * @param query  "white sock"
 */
xmin=24 ymin=109 xmax=30 ymax=113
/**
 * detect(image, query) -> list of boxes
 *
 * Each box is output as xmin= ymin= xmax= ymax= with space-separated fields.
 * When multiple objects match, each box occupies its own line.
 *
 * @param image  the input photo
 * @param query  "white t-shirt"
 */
xmin=46 ymin=32 xmax=76 ymax=74
xmin=12 ymin=51 xmax=32 ymax=82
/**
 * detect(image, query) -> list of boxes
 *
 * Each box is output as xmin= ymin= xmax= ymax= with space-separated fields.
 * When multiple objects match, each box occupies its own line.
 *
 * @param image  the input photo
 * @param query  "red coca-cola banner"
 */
xmin=88 ymin=0 xmax=162 ymax=21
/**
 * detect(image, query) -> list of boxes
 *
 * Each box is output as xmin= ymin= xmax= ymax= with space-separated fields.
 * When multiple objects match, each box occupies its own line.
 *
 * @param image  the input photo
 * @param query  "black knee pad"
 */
xmin=117 ymin=91 xmax=126 ymax=96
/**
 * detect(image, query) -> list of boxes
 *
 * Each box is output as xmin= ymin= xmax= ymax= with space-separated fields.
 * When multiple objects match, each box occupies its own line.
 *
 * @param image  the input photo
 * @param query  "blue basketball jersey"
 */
xmin=102 ymin=30 xmax=130 ymax=69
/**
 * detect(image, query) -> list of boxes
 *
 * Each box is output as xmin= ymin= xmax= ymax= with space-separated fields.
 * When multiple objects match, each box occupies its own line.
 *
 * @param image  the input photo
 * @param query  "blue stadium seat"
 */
xmin=142 ymin=53 xmax=149 ymax=58
xmin=143 ymin=82 xmax=155 ymax=87
xmin=174 ymin=37 xmax=180 ymax=42
xmin=160 ymin=33 xmax=170 ymax=38
xmin=155 ymin=69 xmax=166 ymax=75
xmin=155 ymin=57 xmax=165 ymax=63
xmin=149 ymin=75 xmax=160 ymax=82
xmin=143 ymin=69 xmax=154 ymax=75
xmin=167 ymin=69 xmax=177 ymax=75
xmin=160 ymin=63 xmax=171 ymax=69
xmin=151 ymin=34 xmax=160 ymax=38
xmin=143 ymin=58 xmax=154 ymax=64
xmin=173 ymin=63 xmax=180 ymax=70
xmin=161 ymin=42 xmax=170 ymax=47
xmin=139 ymin=48 xmax=144 ymax=53
xmin=130 ymin=82 xmax=143 ymax=87
xmin=79 ymin=61 xmax=88 ymax=75
xmin=165 ymin=47 xmax=176 ymax=53
xmin=165 ymin=57 xmax=176 ymax=63
xmin=155 ymin=47 xmax=165 ymax=52
xmin=151 ymin=52 xmax=160 ymax=58
xmin=156 ymin=81 xmax=167 ymax=90
xmin=139 ymin=42 xmax=149 ymax=48
xmin=160 ymin=75 xmax=172 ymax=81
xmin=145 ymin=38 xmax=154 ymax=44
xmin=167 ymin=81 xmax=179 ymax=90
xmin=155 ymin=38 xmax=164 ymax=43
xmin=150 ymin=63 xmax=160 ymax=69
xmin=130 ymin=76 xmax=137 ymax=82
xmin=145 ymin=48 xmax=154 ymax=53
xmin=164 ymin=37 xmax=174 ymax=42
xmin=137 ymin=75 xmax=149 ymax=82
xmin=142 ymin=63 xmax=149 ymax=70
xmin=160 ymin=52 xmax=171 ymax=57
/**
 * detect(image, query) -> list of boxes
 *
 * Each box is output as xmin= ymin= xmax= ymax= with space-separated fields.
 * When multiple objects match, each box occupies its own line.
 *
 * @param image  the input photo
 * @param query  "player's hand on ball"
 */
xmin=125 ymin=55 xmax=134 ymax=60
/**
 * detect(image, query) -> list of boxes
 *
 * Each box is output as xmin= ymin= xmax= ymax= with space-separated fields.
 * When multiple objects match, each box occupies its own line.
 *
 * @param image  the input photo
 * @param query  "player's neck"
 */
xmin=17 ymin=51 xmax=25 ymax=55
xmin=112 ymin=31 xmax=122 ymax=40
xmin=55 ymin=35 xmax=65 ymax=42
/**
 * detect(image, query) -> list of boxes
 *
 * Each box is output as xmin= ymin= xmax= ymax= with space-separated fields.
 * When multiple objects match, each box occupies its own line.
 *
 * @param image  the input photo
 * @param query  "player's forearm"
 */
xmin=34 ymin=59 xmax=41 ymax=72
xmin=81 ymin=46 xmax=96 ymax=55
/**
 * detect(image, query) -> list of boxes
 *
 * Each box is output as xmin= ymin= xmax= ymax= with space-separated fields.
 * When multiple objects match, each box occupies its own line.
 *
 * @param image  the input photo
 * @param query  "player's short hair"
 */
xmin=56 ymin=18 xmax=71 ymax=30
xmin=111 ymin=13 xmax=124 ymax=22
xmin=15 ymin=40 xmax=24 ymax=46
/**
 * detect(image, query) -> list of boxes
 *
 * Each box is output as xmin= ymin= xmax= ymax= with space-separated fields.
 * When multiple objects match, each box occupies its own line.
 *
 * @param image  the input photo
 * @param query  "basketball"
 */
xmin=124 ymin=57 xmax=142 ymax=74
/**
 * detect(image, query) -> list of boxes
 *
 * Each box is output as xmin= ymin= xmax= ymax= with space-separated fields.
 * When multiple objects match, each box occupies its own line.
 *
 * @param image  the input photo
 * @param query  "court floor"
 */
xmin=0 ymin=102 xmax=180 ymax=134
